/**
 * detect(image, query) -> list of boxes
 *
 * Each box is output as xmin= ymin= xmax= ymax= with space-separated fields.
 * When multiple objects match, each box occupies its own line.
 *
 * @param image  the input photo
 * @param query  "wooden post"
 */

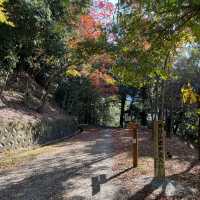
xmin=132 ymin=124 xmax=138 ymax=167
xmin=198 ymin=116 xmax=200 ymax=161
xmin=153 ymin=120 xmax=165 ymax=180
xmin=128 ymin=122 xmax=138 ymax=168
xmin=152 ymin=121 xmax=154 ymax=140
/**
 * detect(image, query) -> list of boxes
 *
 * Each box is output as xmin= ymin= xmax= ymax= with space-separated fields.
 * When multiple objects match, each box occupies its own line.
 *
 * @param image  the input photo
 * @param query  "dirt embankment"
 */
xmin=0 ymin=73 xmax=78 ymax=152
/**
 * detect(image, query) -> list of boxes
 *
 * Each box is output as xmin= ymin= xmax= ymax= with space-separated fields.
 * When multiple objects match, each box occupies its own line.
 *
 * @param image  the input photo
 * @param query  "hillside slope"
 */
xmin=0 ymin=73 xmax=78 ymax=151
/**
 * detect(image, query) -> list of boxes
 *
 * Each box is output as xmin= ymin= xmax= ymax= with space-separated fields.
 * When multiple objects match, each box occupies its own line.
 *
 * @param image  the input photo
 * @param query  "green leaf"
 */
xmin=196 ymin=108 xmax=200 ymax=116
xmin=62 ymin=0 xmax=69 ymax=5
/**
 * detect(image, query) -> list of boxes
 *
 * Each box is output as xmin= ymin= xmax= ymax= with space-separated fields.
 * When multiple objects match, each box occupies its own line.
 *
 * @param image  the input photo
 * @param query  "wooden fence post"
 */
xmin=153 ymin=120 xmax=165 ymax=180
xmin=128 ymin=122 xmax=139 ymax=168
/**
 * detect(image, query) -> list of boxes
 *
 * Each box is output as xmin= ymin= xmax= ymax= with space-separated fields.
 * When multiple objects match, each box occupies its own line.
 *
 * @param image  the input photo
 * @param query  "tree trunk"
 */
xmin=198 ymin=113 xmax=200 ymax=161
xmin=167 ymin=81 xmax=174 ymax=138
xmin=158 ymin=79 xmax=165 ymax=121
xmin=173 ymin=110 xmax=184 ymax=135
xmin=166 ymin=115 xmax=171 ymax=138
xmin=155 ymin=78 xmax=159 ymax=120
xmin=62 ymin=92 xmax=68 ymax=110
xmin=37 ymin=64 xmax=68 ymax=112
xmin=0 ymin=72 xmax=9 ymax=97
xmin=36 ymin=89 xmax=49 ymax=112
xmin=120 ymin=94 xmax=126 ymax=128
xmin=147 ymin=85 xmax=154 ymax=122
xmin=159 ymin=52 xmax=170 ymax=121
xmin=24 ymin=74 xmax=30 ymax=106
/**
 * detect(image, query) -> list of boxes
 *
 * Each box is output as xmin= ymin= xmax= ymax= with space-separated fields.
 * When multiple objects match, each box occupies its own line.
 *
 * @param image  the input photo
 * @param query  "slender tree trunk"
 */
xmin=159 ymin=52 xmax=170 ymax=121
xmin=198 ymin=102 xmax=200 ymax=161
xmin=155 ymin=78 xmax=159 ymax=120
xmin=167 ymin=88 xmax=174 ymax=138
xmin=24 ymin=74 xmax=30 ymax=106
xmin=37 ymin=64 xmax=68 ymax=112
xmin=120 ymin=94 xmax=126 ymax=128
xmin=166 ymin=108 xmax=172 ymax=138
xmin=62 ymin=92 xmax=68 ymax=110
xmin=36 ymin=89 xmax=50 ymax=112
xmin=0 ymin=72 xmax=9 ymax=97
xmin=198 ymin=115 xmax=200 ymax=161
xmin=158 ymin=80 xmax=165 ymax=121
xmin=147 ymin=85 xmax=154 ymax=122
xmin=154 ymin=52 xmax=170 ymax=181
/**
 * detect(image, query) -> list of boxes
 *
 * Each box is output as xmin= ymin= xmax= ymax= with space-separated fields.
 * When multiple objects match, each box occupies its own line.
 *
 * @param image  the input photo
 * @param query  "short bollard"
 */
xmin=128 ymin=122 xmax=139 ymax=168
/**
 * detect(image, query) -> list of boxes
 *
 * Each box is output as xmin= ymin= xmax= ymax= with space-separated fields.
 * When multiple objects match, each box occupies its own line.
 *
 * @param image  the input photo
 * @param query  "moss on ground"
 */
xmin=0 ymin=145 xmax=58 ymax=169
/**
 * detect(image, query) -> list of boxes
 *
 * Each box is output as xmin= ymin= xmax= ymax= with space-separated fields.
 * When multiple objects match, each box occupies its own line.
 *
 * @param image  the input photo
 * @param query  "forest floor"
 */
xmin=0 ymin=127 xmax=199 ymax=200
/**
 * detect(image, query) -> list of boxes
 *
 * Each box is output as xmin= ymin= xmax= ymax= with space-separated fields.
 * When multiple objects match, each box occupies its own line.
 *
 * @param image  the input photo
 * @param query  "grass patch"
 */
xmin=0 ymin=145 xmax=57 ymax=170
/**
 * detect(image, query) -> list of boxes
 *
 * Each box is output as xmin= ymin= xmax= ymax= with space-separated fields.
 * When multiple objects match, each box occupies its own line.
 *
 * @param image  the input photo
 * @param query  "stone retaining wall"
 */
xmin=0 ymin=117 xmax=78 ymax=150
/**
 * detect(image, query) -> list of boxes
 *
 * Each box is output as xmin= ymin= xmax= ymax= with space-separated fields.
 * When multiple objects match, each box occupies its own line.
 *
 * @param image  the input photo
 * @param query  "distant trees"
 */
xmin=55 ymin=77 xmax=110 ymax=125
xmin=0 ymin=0 xmax=90 ymax=111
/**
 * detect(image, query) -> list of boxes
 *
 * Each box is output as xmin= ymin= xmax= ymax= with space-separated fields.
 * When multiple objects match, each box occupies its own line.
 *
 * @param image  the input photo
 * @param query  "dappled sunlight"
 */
xmin=0 ymin=127 xmax=199 ymax=199
xmin=1 ymin=0 xmax=200 ymax=199
xmin=0 ymin=128 xmax=117 ymax=199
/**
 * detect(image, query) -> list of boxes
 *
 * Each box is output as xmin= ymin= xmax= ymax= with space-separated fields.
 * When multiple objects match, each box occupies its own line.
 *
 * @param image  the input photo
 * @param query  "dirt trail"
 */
xmin=0 ymin=129 xmax=124 ymax=200
xmin=0 ymin=128 xmax=199 ymax=200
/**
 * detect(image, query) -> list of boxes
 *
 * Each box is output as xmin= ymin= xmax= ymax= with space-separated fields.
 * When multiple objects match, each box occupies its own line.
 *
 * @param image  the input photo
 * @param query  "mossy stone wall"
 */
xmin=0 ymin=117 xmax=78 ymax=150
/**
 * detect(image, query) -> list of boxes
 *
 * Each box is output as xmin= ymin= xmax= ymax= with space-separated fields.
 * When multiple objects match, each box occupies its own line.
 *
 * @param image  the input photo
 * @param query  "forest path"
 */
xmin=0 ymin=128 xmax=132 ymax=200
xmin=0 ymin=127 xmax=199 ymax=200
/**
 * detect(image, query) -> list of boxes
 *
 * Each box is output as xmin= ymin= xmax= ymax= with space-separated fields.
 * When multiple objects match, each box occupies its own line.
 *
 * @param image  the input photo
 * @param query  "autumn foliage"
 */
xmin=89 ymin=68 xmax=118 ymax=96
xmin=79 ymin=0 xmax=115 ymax=40
xmin=90 ymin=0 xmax=115 ymax=26
xmin=88 ymin=54 xmax=118 ymax=96
xmin=67 ymin=0 xmax=117 ymax=96
xmin=80 ymin=15 xmax=102 ymax=40
xmin=65 ymin=53 xmax=118 ymax=96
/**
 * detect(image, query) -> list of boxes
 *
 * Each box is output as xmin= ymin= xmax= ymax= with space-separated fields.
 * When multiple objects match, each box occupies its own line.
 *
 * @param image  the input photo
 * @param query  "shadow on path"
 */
xmin=0 ymin=129 xmax=116 ymax=200
xmin=122 ymin=160 xmax=199 ymax=200
xmin=91 ymin=166 xmax=134 ymax=196
xmin=0 ymin=154 xmax=116 ymax=200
